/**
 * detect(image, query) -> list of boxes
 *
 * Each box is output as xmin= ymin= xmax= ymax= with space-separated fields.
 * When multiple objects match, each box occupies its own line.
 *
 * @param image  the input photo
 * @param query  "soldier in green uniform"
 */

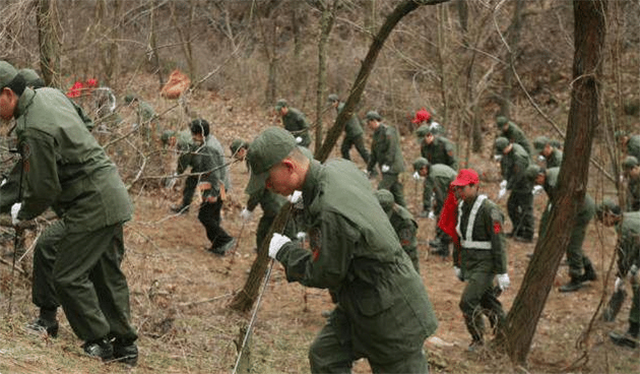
xmin=623 ymin=156 xmax=640 ymax=212
xmin=616 ymin=131 xmax=640 ymax=161
xmin=496 ymin=115 xmax=533 ymax=156
xmin=525 ymin=165 xmax=597 ymax=292
xmin=246 ymin=127 xmax=437 ymax=373
xmin=161 ymin=129 xmax=198 ymax=214
xmin=495 ymin=137 xmax=534 ymax=242
xmin=596 ymin=200 xmax=639 ymax=348
xmin=365 ymin=110 xmax=407 ymax=207
xmin=413 ymin=157 xmax=457 ymax=257
xmin=230 ymin=138 xmax=249 ymax=162
xmin=125 ymin=94 xmax=159 ymax=143
xmin=181 ymin=119 xmax=235 ymax=255
xmin=416 ymin=125 xmax=458 ymax=170
xmin=0 ymin=61 xmax=137 ymax=363
xmin=327 ymin=94 xmax=369 ymax=163
xmin=375 ymin=189 xmax=420 ymax=273
xmin=275 ymin=99 xmax=311 ymax=148
xmin=411 ymin=108 xmax=445 ymax=136
xmin=18 ymin=68 xmax=45 ymax=88
xmin=533 ymin=136 xmax=563 ymax=168
xmin=447 ymin=169 xmax=510 ymax=351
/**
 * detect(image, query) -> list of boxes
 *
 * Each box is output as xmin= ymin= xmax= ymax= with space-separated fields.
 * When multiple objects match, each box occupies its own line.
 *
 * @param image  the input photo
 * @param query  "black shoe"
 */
xmin=209 ymin=238 xmax=236 ymax=256
xmin=83 ymin=338 xmax=114 ymax=361
xmin=170 ymin=204 xmax=189 ymax=214
xmin=113 ymin=340 xmax=138 ymax=366
xmin=609 ymin=331 xmax=638 ymax=349
xmin=559 ymin=279 xmax=583 ymax=293
xmin=581 ymin=266 xmax=597 ymax=282
xmin=26 ymin=318 xmax=59 ymax=338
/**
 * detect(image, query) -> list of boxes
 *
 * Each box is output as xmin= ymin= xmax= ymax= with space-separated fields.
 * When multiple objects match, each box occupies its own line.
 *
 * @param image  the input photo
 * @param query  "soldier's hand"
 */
xmin=427 ymin=211 xmax=436 ymax=220
xmin=240 ymin=208 xmax=252 ymax=221
xmin=494 ymin=155 xmax=503 ymax=162
xmin=498 ymin=187 xmax=507 ymax=199
xmin=381 ymin=164 xmax=390 ymax=173
xmin=532 ymin=185 xmax=544 ymax=195
xmin=412 ymin=171 xmax=421 ymax=181
xmin=11 ymin=202 xmax=22 ymax=226
xmin=296 ymin=232 xmax=307 ymax=241
xmin=497 ymin=273 xmax=511 ymax=291
xmin=295 ymin=136 xmax=303 ymax=144
xmin=269 ymin=233 xmax=291 ymax=260
xmin=287 ymin=190 xmax=303 ymax=204
xmin=499 ymin=180 xmax=507 ymax=189
xmin=614 ymin=277 xmax=624 ymax=292
xmin=454 ymin=266 xmax=464 ymax=281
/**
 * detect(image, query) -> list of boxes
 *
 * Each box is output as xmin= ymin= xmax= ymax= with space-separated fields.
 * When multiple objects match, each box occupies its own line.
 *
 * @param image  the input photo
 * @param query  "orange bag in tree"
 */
xmin=160 ymin=69 xmax=191 ymax=99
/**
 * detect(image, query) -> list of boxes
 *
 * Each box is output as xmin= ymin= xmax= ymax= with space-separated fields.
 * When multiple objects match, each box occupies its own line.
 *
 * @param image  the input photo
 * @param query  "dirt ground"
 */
xmin=0 ymin=95 xmax=639 ymax=374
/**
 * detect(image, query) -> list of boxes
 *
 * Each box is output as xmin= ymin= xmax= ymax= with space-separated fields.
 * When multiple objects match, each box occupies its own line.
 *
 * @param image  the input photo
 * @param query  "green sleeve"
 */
xmin=276 ymin=210 xmax=358 ymax=289
xmin=17 ymin=132 xmax=61 ymax=220
xmin=485 ymin=205 xmax=507 ymax=274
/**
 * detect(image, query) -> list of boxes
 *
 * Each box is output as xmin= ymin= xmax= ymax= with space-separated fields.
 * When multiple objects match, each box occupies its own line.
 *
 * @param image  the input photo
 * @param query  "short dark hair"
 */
xmin=190 ymin=119 xmax=210 ymax=137
xmin=4 ymin=74 xmax=26 ymax=95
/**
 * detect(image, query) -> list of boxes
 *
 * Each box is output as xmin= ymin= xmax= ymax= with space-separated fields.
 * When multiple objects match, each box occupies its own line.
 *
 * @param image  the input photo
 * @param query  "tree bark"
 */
xmin=314 ymin=0 xmax=337 ymax=151
xmin=148 ymin=0 xmax=165 ymax=89
xmin=498 ymin=0 xmax=525 ymax=118
xmin=230 ymin=0 xmax=450 ymax=313
xmin=504 ymin=0 xmax=606 ymax=365
xmin=36 ymin=0 xmax=61 ymax=88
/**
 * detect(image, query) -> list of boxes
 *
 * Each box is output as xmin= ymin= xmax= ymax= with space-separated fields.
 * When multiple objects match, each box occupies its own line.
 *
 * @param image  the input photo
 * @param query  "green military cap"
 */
xmin=18 ymin=68 xmax=44 ymax=88
xmin=275 ymin=99 xmax=288 ymax=111
xmin=623 ymin=156 xmax=639 ymax=169
xmin=327 ymin=94 xmax=339 ymax=103
xmin=496 ymin=115 xmax=509 ymax=127
xmin=524 ymin=164 xmax=543 ymax=182
xmin=365 ymin=110 xmax=382 ymax=121
xmin=495 ymin=137 xmax=510 ymax=153
xmin=160 ymin=130 xmax=176 ymax=144
xmin=596 ymin=199 xmax=621 ymax=219
xmin=533 ymin=136 xmax=550 ymax=151
xmin=413 ymin=157 xmax=430 ymax=171
xmin=416 ymin=124 xmax=430 ymax=138
xmin=614 ymin=130 xmax=628 ymax=140
xmin=374 ymin=189 xmax=395 ymax=217
xmin=246 ymin=127 xmax=297 ymax=195
xmin=0 ymin=60 xmax=18 ymax=88
xmin=124 ymin=94 xmax=138 ymax=104
xmin=230 ymin=138 xmax=249 ymax=154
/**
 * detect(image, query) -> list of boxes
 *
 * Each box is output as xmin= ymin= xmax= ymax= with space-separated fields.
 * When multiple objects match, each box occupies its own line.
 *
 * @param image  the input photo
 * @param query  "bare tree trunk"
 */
xmin=171 ymin=0 xmax=197 ymax=80
xmin=314 ymin=0 xmax=337 ymax=151
xmin=504 ymin=0 xmax=606 ymax=365
xmin=498 ymin=0 xmax=525 ymax=118
xmin=37 ymin=0 xmax=61 ymax=88
xmin=230 ymin=0 xmax=450 ymax=313
xmin=149 ymin=0 xmax=165 ymax=89
xmin=105 ymin=0 xmax=121 ymax=87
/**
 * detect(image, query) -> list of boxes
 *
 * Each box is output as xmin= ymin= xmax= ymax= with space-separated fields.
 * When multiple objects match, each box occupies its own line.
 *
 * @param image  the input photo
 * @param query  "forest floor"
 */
xmin=0 ymin=91 xmax=639 ymax=374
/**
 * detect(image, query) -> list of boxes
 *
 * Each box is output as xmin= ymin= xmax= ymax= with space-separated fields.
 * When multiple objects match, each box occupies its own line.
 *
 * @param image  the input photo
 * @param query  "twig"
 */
xmin=178 ymin=292 xmax=233 ymax=307
xmin=0 ymin=257 xmax=25 ymax=275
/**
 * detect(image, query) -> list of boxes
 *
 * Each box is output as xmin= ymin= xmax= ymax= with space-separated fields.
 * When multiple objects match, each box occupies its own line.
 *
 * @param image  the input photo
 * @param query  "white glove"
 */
xmin=0 ymin=178 xmax=6 ymax=187
xmin=11 ymin=202 xmax=22 ymax=226
xmin=454 ymin=266 xmax=463 ymax=281
xmin=630 ymin=265 xmax=638 ymax=277
xmin=497 ymin=273 xmax=511 ymax=291
xmin=619 ymin=174 xmax=625 ymax=183
xmin=287 ymin=190 xmax=303 ymax=204
xmin=295 ymin=136 xmax=302 ymax=144
xmin=537 ymin=155 xmax=546 ymax=163
xmin=494 ymin=155 xmax=503 ymax=162
xmin=614 ymin=277 xmax=624 ymax=292
xmin=499 ymin=180 xmax=507 ymax=189
xmin=296 ymin=231 xmax=307 ymax=240
xmin=498 ymin=187 xmax=507 ymax=199
xmin=381 ymin=164 xmax=390 ymax=173
xmin=413 ymin=171 xmax=421 ymax=180
xmin=427 ymin=211 xmax=436 ymax=220
xmin=240 ymin=208 xmax=252 ymax=221
xmin=268 ymin=233 xmax=291 ymax=259
xmin=532 ymin=185 xmax=544 ymax=195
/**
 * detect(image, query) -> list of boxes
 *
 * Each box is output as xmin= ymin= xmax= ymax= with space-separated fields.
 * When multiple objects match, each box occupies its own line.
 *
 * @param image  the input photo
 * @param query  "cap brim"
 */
xmin=245 ymin=170 xmax=269 ymax=195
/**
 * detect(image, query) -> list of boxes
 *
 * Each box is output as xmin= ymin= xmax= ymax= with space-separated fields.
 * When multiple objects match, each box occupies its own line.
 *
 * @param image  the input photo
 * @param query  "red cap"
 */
xmin=451 ymin=169 xmax=479 ymax=186
xmin=411 ymin=108 xmax=431 ymax=124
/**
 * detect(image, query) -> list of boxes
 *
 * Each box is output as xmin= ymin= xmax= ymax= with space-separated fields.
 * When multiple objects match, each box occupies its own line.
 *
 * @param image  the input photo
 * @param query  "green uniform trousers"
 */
xmin=460 ymin=253 xmax=505 ymax=342
xmin=309 ymin=308 xmax=429 ymax=373
xmin=36 ymin=221 xmax=137 ymax=342
xmin=507 ymin=191 xmax=534 ymax=240
xmin=340 ymin=135 xmax=370 ymax=164
xmin=539 ymin=204 xmax=593 ymax=279
xmin=378 ymin=174 xmax=407 ymax=208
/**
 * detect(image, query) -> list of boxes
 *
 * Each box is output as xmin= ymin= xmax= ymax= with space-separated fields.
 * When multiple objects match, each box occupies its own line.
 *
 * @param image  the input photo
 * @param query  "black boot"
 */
xmin=83 ymin=337 xmax=114 ymax=361
xmin=559 ymin=277 xmax=583 ymax=292
xmin=581 ymin=262 xmax=597 ymax=282
xmin=113 ymin=338 xmax=138 ymax=366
